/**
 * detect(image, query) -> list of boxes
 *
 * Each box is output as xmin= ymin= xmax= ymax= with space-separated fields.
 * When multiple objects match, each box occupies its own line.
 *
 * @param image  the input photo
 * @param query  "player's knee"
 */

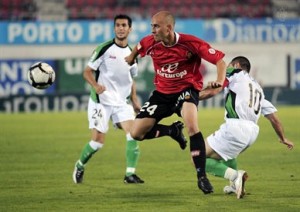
xmin=130 ymin=131 xmax=144 ymax=141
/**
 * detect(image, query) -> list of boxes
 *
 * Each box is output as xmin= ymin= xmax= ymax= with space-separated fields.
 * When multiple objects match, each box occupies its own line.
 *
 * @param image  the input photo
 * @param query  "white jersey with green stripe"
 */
xmin=223 ymin=68 xmax=276 ymax=124
xmin=87 ymin=39 xmax=138 ymax=106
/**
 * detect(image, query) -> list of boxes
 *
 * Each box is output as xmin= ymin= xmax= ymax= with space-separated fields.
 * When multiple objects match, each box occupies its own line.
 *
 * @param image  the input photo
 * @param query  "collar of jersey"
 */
xmin=161 ymin=32 xmax=179 ymax=47
xmin=113 ymin=38 xmax=128 ymax=48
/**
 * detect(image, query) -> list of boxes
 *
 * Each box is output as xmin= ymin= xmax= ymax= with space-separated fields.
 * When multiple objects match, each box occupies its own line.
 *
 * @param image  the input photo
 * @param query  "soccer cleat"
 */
xmin=198 ymin=176 xmax=214 ymax=194
xmin=234 ymin=170 xmax=248 ymax=199
xmin=224 ymin=184 xmax=247 ymax=195
xmin=223 ymin=180 xmax=236 ymax=194
xmin=73 ymin=161 xmax=84 ymax=184
xmin=124 ymin=174 xmax=145 ymax=184
xmin=170 ymin=121 xmax=187 ymax=150
xmin=223 ymin=185 xmax=236 ymax=194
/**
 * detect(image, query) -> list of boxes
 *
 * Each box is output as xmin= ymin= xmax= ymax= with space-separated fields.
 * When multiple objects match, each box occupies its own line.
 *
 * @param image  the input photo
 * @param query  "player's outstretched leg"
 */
xmin=142 ymin=121 xmax=186 ymax=150
xmin=170 ymin=121 xmax=187 ymax=150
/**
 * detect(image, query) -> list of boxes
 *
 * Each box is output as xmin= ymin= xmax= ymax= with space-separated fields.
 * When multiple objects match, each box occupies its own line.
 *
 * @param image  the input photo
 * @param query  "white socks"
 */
xmin=89 ymin=140 xmax=103 ymax=150
xmin=224 ymin=167 xmax=238 ymax=182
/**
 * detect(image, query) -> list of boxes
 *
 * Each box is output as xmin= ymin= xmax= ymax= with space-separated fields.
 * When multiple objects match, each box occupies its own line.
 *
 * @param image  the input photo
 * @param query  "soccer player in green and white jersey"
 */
xmin=73 ymin=14 xmax=144 ymax=184
xmin=199 ymin=56 xmax=294 ymax=199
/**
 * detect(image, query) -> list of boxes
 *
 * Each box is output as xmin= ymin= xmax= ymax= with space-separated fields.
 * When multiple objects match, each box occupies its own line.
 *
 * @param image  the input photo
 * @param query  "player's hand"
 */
xmin=280 ymin=138 xmax=294 ymax=150
xmin=94 ymin=84 xmax=106 ymax=94
xmin=131 ymin=98 xmax=141 ymax=114
xmin=125 ymin=55 xmax=134 ymax=66
xmin=133 ymin=104 xmax=141 ymax=114
xmin=208 ymin=81 xmax=222 ymax=88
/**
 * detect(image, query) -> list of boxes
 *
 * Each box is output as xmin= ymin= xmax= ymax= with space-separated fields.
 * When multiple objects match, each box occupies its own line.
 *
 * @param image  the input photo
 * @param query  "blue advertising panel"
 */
xmin=203 ymin=18 xmax=300 ymax=43
xmin=0 ymin=20 xmax=203 ymax=45
xmin=0 ymin=59 xmax=56 ymax=97
xmin=1 ymin=19 xmax=298 ymax=45
xmin=0 ymin=21 xmax=114 ymax=45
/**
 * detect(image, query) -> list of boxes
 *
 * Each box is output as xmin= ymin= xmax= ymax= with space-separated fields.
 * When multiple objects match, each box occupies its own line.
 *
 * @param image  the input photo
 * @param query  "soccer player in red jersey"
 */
xmin=125 ymin=11 xmax=227 ymax=194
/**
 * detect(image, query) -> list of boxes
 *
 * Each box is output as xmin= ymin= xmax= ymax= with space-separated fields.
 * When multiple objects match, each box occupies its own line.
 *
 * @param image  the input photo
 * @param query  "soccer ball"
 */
xmin=27 ymin=62 xmax=56 ymax=89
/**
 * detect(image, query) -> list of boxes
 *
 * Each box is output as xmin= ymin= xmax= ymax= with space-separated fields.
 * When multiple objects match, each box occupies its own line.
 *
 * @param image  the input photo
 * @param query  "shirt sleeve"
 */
xmin=88 ymin=54 xmax=103 ymax=71
xmin=261 ymin=99 xmax=277 ymax=116
xmin=194 ymin=38 xmax=225 ymax=65
xmin=87 ymin=44 xmax=106 ymax=71
xmin=130 ymin=63 xmax=138 ymax=78
xmin=137 ymin=35 xmax=154 ymax=57
xmin=223 ymin=78 xmax=229 ymax=88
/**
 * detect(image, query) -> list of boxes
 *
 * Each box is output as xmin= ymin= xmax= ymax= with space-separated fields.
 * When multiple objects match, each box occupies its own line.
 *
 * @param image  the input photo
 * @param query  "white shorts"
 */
xmin=87 ymin=98 xmax=135 ymax=133
xmin=207 ymin=119 xmax=259 ymax=161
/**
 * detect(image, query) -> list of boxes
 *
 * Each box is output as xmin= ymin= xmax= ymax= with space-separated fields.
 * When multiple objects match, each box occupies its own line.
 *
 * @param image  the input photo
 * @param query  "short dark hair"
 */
xmin=114 ymin=14 xmax=132 ymax=28
xmin=230 ymin=56 xmax=251 ymax=73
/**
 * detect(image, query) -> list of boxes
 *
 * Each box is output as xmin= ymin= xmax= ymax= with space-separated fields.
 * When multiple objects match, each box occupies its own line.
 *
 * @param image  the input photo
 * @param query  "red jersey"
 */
xmin=137 ymin=33 xmax=225 ymax=94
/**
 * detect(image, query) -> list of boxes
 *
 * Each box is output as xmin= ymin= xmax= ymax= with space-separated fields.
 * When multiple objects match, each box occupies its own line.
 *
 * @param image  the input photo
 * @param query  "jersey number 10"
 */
xmin=248 ymin=83 xmax=262 ymax=115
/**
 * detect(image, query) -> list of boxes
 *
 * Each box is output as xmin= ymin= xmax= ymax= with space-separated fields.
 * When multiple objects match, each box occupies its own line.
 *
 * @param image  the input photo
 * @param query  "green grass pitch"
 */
xmin=0 ymin=106 xmax=299 ymax=211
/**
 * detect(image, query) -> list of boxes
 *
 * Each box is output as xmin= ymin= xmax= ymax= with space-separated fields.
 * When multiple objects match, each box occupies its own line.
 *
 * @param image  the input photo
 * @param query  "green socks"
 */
xmin=76 ymin=141 xmax=102 ymax=170
xmin=206 ymin=158 xmax=238 ymax=178
xmin=76 ymin=137 xmax=140 ymax=177
xmin=125 ymin=137 xmax=140 ymax=176
xmin=224 ymin=158 xmax=237 ymax=170
xmin=206 ymin=158 xmax=228 ymax=177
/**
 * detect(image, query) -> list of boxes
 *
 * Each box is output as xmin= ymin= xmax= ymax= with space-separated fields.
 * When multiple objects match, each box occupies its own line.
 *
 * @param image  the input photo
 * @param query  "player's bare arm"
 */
xmin=264 ymin=113 xmax=294 ymax=150
xmin=83 ymin=66 xmax=106 ymax=94
xmin=130 ymin=81 xmax=141 ymax=113
xmin=125 ymin=45 xmax=139 ymax=66
xmin=199 ymin=86 xmax=223 ymax=100
xmin=210 ymin=59 xmax=226 ymax=88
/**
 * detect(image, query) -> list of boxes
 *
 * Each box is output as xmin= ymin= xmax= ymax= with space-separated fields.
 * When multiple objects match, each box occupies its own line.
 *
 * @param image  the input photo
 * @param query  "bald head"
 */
xmin=153 ymin=11 xmax=175 ymax=27
xmin=151 ymin=11 xmax=176 ymax=45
